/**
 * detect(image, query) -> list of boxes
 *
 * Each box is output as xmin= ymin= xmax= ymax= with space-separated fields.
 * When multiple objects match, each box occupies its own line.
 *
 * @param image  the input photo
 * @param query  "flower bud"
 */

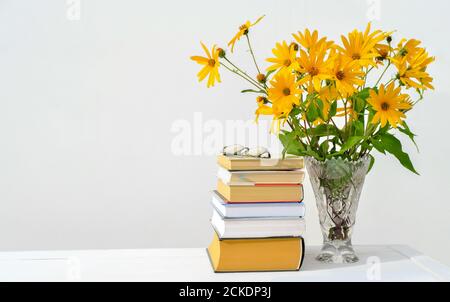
xmin=386 ymin=36 xmax=392 ymax=43
xmin=257 ymin=96 xmax=268 ymax=104
xmin=256 ymin=73 xmax=267 ymax=83
xmin=289 ymin=42 xmax=299 ymax=51
xmin=217 ymin=48 xmax=226 ymax=58
xmin=399 ymin=48 xmax=408 ymax=57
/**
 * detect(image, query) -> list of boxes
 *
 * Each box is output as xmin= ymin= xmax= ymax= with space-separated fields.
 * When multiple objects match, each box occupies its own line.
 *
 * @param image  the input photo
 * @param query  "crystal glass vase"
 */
xmin=305 ymin=156 xmax=370 ymax=263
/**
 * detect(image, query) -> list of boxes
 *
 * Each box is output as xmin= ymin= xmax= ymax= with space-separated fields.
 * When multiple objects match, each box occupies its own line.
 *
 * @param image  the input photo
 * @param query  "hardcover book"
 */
xmin=217 ymin=180 xmax=303 ymax=203
xmin=207 ymin=232 xmax=305 ymax=272
xmin=217 ymin=155 xmax=304 ymax=171
xmin=217 ymin=167 xmax=305 ymax=186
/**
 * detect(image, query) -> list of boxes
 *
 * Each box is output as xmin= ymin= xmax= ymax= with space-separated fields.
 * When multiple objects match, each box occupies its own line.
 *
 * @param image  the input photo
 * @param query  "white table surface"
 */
xmin=0 ymin=245 xmax=448 ymax=282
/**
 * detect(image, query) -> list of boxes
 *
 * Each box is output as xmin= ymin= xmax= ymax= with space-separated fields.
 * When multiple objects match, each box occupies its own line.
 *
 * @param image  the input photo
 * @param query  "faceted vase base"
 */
xmin=316 ymin=241 xmax=359 ymax=264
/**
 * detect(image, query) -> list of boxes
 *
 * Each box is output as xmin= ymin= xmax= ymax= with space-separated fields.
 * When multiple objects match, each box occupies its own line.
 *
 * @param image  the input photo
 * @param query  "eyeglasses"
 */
xmin=222 ymin=145 xmax=271 ymax=158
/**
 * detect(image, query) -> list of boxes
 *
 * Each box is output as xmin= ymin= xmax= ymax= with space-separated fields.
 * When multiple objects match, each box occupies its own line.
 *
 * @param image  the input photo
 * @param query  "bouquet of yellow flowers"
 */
xmin=191 ymin=16 xmax=434 ymax=174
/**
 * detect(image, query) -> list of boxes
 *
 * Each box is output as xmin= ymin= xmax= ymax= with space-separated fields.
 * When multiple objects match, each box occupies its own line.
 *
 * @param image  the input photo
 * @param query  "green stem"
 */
xmin=329 ymin=118 xmax=344 ymax=144
xmin=363 ymin=66 xmax=375 ymax=89
xmin=223 ymin=57 xmax=264 ymax=90
xmin=359 ymin=122 xmax=378 ymax=156
xmin=337 ymin=91 xmax=349 ymax=139
xmin=384 ymin=78 xmax=395 ymax=87
xmin=221 ymin=62 xmax=265 ymax=91
xmin=304 ymin=122 xmax=314 ymax=147
xmin=364 ymin=120 xmax=376 ymax=137
xmin=245 ymin=34 xmax=262 ymax=75
xmin=375 ymin=61 xmax=391 ymax=86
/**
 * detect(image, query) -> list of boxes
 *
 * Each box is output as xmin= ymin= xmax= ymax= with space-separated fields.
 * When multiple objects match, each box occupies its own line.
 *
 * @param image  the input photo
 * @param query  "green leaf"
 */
xmin=328 ymin=100 xmax=337 ymax=118
xmin=371 ymin=138 xmax=386 ymax=154
xmin=316 ymin=99 xmax=325 ymax=120
xmin=349 ymin=88 xmax=369 ymax=114
xmin=320 ymin=140 xmax=330 ymax=155
xmin=265 ymin=69 xmax=276 ymax=79
xmin=304 ymin=145 xmax=320 ymax=159
xmin=280 ymin=131 xmax=321 ymax=160
xmin=379 ymin=133 xmax=419 ymax=175
xmin=377 ymin=124 xmax=390 ymax=136
xmin=279 ymin=131 xmax=305 ymax=157
xmin=336 ymin=136 xmax=364 ymax=155
xmin=354 ymin=97 xmax=366 ymax=113
xmin=353 ymin=120 xmax=364 ymax=136
xmin=316 ymin=98 xmax=324 ymax=110
xmin=290 ymin=107 xmax=302 ymax=117
xmin=398 ymin=122 xmax=419 ymax=152
xmin=355 ymin=87 xmax=371 ymax=100
xmin=367 ymin=154 xmax=375 ymax=174
xmin=306 ymin=103 xmax=319 ymax=122
xmin=241 ymin=89 xmax=265 ymax=94
xmin=309 ymin=124 xmax=339 ymax=137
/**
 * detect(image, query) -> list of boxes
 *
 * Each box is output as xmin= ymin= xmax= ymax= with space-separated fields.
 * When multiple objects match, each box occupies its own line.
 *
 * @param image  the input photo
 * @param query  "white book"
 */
xmin=211 ymin=209 xmax=306 ymax=239
xmin=211 ymin=191 xmax=305 ymax=218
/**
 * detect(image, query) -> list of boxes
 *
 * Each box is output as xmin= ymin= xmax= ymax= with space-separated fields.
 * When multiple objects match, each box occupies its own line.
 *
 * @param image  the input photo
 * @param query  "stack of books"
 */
xmin=207 ymin=155 xmax=306 ymax=272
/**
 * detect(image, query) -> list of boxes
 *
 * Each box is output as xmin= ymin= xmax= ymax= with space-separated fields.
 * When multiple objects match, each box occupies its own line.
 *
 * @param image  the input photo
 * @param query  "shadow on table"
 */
xmin=268 ymin=245 xmax=425 ymax=282
xmin=300 ymin=245 xmax=422 ymax=272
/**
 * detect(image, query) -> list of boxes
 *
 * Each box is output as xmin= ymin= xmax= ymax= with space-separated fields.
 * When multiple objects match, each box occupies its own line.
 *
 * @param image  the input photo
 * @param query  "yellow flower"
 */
xmin=190 ymin=42 xmax=221 ymax=88
xmin=374 ymin=43 xmax=392 ymax=64
xmin=228 ymin=15 xmax=265 ymax=52
xmin=393 ymin=49 xmax=435 ymax=90
xmin=367 ymin=83 xmax=412 ymax=128
xmin=292 ymin=29 xmax=334 ymax=52
xmin=410 ymin=48 xmax=435 ymax=71
xmin=338 ymin=23 xmax=387 ymax=68
xmin=297 ymin=45 xmax=334 ymax=92
xmin=390 ymin=38 xmax=435 ymax=90
xmin=266 ymin=41 xmax=299 ymax=72
xmin=396 ymin=39 xmax=423 ymax=62
xmin=268 ymin=69 xmax=303 ymax=118
xmin=255 ymin=96 xmax=273 ymax=122
xmin=331 ymin=55 xmax=364 ymax=97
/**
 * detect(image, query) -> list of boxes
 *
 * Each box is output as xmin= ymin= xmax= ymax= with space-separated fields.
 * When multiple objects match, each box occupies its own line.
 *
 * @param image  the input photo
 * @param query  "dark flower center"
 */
xmin=381 ymin=102 xmax=390 ymax=111
xmin=284 ymin=59 xmax=292 ymax=67
xmin=309 ymin=67 xmax=319 ymax=76
xmin=283 ymin=88 xmax=291 ymax=96
xmin=239 ymin=25 xmax=249 ymax=34
xmin=336 ymin=71 xmax=345 ymax=81
xmin=208 ymin=59 xmax=216 ymax=67
xmin=352 ymin=53 xmax=361 ymax=60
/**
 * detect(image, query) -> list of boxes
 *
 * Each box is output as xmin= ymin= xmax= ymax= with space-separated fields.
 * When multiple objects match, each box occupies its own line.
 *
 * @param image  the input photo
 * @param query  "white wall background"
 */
xmin=0 ymin=0 xmax=449 ymax=265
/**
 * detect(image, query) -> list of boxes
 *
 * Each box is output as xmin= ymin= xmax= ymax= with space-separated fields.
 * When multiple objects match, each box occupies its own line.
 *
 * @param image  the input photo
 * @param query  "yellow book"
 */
xmin=218 ymin=167 xmax=305 ymax=185
xmin=217 ymin=155 xmax=304 ymax=171
xmin=217 ymin=180 xmax=303 ymax=203
xmin=207 ymin=232 xmax=304 ymax=272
